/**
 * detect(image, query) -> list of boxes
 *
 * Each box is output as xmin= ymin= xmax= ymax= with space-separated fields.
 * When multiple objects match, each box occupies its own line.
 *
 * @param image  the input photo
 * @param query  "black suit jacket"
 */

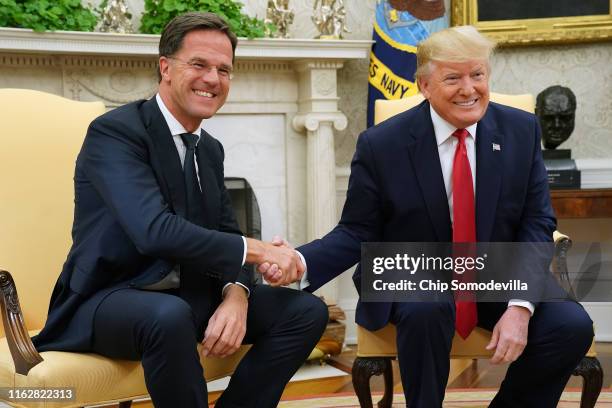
xmin=34 ymin=98 xmax=251 ymax=351
xmin=299 ymin=101 xmax=557 ymax=331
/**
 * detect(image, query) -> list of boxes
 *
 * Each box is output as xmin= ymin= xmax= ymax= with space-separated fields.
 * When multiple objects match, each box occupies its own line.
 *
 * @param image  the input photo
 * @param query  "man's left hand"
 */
xmin=201 ymin=285 xmax=248 ymax=358
xmin=486 ymin=305 xmax=530 ymax=364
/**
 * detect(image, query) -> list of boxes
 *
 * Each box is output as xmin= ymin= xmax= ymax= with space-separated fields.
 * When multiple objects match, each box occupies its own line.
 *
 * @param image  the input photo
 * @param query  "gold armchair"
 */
xmin=350 ymin=93 xmax=603 ymax=408
xmin=0 ymin=89 xmax=249 ymax=408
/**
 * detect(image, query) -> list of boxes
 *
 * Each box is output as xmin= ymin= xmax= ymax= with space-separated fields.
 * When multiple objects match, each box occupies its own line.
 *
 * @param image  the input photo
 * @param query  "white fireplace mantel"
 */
xmin=0 ymin=27 xmax=370 ymax=60
xmin=0 ymin=28 xmax=371 ymax=303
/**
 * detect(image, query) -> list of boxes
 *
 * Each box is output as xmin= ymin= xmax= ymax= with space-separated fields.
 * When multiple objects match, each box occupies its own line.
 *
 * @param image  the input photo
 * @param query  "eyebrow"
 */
xmin=188 ymin=57 xmax=232 ymax=69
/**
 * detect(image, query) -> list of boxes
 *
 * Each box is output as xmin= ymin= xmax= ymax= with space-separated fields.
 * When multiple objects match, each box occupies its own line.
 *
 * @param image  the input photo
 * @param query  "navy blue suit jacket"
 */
xmin=34 ymin=98 xmax=251 ymax=351
xmin=299 ymin=100 xmax=556 ymax=331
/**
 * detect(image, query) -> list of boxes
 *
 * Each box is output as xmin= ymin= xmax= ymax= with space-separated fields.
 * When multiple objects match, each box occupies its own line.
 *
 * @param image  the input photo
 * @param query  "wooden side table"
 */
xmin=551 ymin=188 xmax=612 ymax=218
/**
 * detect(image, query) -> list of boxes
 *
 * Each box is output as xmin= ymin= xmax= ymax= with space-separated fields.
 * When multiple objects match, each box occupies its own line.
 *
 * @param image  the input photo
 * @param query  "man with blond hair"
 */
xmin=292 ymin=26 xmax=593 ymax=407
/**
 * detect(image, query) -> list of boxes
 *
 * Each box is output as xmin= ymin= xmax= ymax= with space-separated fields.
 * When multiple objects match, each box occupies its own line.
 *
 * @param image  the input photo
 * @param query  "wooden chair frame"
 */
xmin=0 ymin=270 xmax=135 ymax=408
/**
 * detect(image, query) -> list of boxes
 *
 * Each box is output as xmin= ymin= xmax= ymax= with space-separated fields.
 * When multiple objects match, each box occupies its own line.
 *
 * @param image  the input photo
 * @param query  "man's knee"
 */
xmin=393 ymin=302 xmax=454 ymax=330
xmin=293 ymin=293 xmax=329 ymax=335
xmin=308 ymin=295 xmax=329 ymax=333
xmin=537 ymin=302 xmax=593 ymax=359
xmin=144 ymin=297 xmax=196 ymax=346
xmin=563 ymin=305 xmax=594 ymax=353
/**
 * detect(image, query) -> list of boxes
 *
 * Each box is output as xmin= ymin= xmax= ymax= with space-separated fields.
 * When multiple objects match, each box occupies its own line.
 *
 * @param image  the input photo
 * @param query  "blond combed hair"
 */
xmin=415 ymin=25 xmax=496 ymax=80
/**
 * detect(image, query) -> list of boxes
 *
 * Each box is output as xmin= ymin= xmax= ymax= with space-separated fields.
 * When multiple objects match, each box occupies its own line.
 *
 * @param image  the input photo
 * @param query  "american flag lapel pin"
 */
xmin=492 ymin=143 xmax=501 ymax=152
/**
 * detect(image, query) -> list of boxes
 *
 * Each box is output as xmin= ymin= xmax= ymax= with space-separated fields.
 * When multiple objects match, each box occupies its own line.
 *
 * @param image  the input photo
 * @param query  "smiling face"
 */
xmin=417 ymin=59 xmax=490 ymax=129
xmin=158 ymin=29 xmax=233 ymax=132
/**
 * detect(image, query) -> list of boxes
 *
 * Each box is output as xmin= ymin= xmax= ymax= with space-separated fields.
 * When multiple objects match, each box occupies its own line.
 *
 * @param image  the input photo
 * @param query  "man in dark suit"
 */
xmin=32 ymin=12 xmax=328 ymax=408
xmin=290 ymin=26 xmax=593 ymax=407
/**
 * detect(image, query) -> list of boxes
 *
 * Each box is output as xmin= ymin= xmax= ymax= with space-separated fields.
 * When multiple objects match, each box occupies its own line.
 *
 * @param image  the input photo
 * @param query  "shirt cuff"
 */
xmin=241 ymin=236 xmax=247 ymax=266
xmin=508 ymin=299 xmax=534 ymax=316
xmin=222 ymin=282 xmax=251 ymax=298
xmin=295 ymin=250 xmax=310 ymax=290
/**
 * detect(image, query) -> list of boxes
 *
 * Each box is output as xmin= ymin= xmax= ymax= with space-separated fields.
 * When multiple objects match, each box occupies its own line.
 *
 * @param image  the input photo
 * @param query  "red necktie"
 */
xmin=452 ymin=128 xmax=478 ymax=339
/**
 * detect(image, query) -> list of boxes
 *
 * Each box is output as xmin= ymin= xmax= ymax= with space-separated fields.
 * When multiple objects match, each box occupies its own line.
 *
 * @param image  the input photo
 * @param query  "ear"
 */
xmin=159 ymin=56 xmax=171 ymax=83
xmin=418 ymin=75 xmax=431 ymax=99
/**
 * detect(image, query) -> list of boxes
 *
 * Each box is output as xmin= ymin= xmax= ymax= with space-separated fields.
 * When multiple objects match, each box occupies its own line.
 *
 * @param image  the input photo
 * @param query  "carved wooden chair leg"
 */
xmin=352 ymin=357 xmax=393 ymax=408
xmin=118 ymin=401 xmax=133 ymax=408
xmin=574 ymin=356 xmax=603 ymax=408
xmin=377 ymin=358 xmax=393 ymax=408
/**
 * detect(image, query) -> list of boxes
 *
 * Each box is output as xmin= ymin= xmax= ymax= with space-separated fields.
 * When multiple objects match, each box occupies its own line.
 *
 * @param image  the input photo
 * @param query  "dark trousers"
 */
xmin=390 ymin=300 xmax=593 ymax=408
xmin=91 ymin=285 xmax=328 ymax=408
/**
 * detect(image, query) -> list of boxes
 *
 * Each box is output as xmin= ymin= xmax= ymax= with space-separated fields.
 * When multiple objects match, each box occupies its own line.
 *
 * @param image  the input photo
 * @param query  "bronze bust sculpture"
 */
xmin=535 ymin=85 xmax=576 ymax=150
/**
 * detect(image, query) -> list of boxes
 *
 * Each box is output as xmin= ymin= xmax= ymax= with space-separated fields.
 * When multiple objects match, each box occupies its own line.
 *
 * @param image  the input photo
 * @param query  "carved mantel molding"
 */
xmin=0 ymin=27 xmax=370 ymax=59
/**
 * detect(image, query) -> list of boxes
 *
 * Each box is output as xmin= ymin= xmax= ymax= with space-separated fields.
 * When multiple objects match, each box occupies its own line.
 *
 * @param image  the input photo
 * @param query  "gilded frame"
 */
xmin=451 ymin=0 xmax=612 ymax=46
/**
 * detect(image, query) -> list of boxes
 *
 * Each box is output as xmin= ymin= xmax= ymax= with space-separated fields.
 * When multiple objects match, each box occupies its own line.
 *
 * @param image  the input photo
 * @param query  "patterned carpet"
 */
xmin=278 ymin=390 xmax=612 ymax=407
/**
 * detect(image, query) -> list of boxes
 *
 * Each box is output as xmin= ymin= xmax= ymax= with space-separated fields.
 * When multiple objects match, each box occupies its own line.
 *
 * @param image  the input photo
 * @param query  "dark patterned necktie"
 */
xmin=180 ymin=133 xmax=206 ymax=226
xmin=179 ymin=132 xmax=217 ymax=329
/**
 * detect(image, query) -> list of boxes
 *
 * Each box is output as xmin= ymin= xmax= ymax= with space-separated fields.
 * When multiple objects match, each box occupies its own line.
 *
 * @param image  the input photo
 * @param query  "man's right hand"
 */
xmin=245 ymin=238 xmax=305 ymax=286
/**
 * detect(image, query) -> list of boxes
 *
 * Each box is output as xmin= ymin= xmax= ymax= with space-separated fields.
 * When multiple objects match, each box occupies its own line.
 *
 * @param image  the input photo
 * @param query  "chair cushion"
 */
xmin=356 ymin=324 xmax=493 ymax=358
xmin=356 ymin=324 xmax=597 ymax=359
xmin=0 ymin=332 xmax=249 ymax=408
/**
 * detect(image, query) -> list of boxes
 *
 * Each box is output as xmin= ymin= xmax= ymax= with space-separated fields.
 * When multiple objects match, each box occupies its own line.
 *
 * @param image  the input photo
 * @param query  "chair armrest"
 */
xmin=552 ymin=231 xmax=577 ymax=300
xmin=0 ymin=270 xmax=43 ymax=375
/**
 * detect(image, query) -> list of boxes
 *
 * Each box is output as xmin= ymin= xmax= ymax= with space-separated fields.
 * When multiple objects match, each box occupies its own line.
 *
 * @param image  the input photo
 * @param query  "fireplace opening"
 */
xmin=225 ymin=177 xmax=262 ymax=284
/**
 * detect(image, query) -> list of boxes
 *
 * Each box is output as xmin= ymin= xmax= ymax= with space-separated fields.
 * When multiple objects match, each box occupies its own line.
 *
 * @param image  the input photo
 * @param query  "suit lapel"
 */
xmin=475 ymin=106 xmax=504 ymax=242
xmin=140 ymin=98 xmax=188 ymax=219
xmin=405 ymin=101 xmax=452 ymax=241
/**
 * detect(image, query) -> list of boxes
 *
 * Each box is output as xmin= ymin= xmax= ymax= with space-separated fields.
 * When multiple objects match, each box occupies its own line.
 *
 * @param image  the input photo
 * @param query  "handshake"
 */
xmin=246 ymin=236 xmax=305 ymax=286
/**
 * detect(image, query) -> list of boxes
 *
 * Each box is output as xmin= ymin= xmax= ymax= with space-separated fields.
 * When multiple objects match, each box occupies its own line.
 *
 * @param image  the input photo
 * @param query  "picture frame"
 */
xmin=451 ymin=0 xmax=612 ymax=46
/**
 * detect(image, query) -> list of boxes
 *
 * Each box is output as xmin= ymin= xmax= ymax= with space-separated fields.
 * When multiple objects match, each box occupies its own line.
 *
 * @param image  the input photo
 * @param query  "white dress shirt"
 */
xmin=143 ymin=94 xmax=248 ymax=297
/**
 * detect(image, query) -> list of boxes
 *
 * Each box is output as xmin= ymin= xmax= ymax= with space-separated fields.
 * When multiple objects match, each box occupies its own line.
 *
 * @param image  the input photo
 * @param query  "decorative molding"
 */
xmin=484 ymin=27 xmax=612 ymax=47
xmin=0 ymin=27 xmax=159 ymax=56
xmin=234 ymin=61 xmax=293 ymax=73
xmin=294 ymin=60 xmax=346 ymax=72
xmin=236 ymin=39 xmax=371 ymax=60
xmin=292 ymin=112 xmax=348 ymax=133
xmin=0 ymin=53 xmax=157 ymax=70
xmin=0 ymin=27 xmax=371 ymax=60
xmin=67 ymin=70 xmax=157 ymax=104
xmin=313 ymin=71 xmax=336 ymax=96
xmin=452 ymin=0 xmax=612 ymax=47
xmin=0 ymin=53 xmax=57 ymax=67
xmin=451 ymin=0 xmax=466 ymax=30
xmin=0 ymin=271 xmax=20 ymax=315
xmin=61 ymin=56 xmax=156 ymax=69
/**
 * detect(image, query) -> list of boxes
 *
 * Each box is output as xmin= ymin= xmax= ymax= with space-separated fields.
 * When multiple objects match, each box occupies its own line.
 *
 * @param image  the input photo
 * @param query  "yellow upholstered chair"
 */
xmin=0 ymin=89 xmax=249 ymax=408
xmin=351 ymin=93 xmax=603 ymax=408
